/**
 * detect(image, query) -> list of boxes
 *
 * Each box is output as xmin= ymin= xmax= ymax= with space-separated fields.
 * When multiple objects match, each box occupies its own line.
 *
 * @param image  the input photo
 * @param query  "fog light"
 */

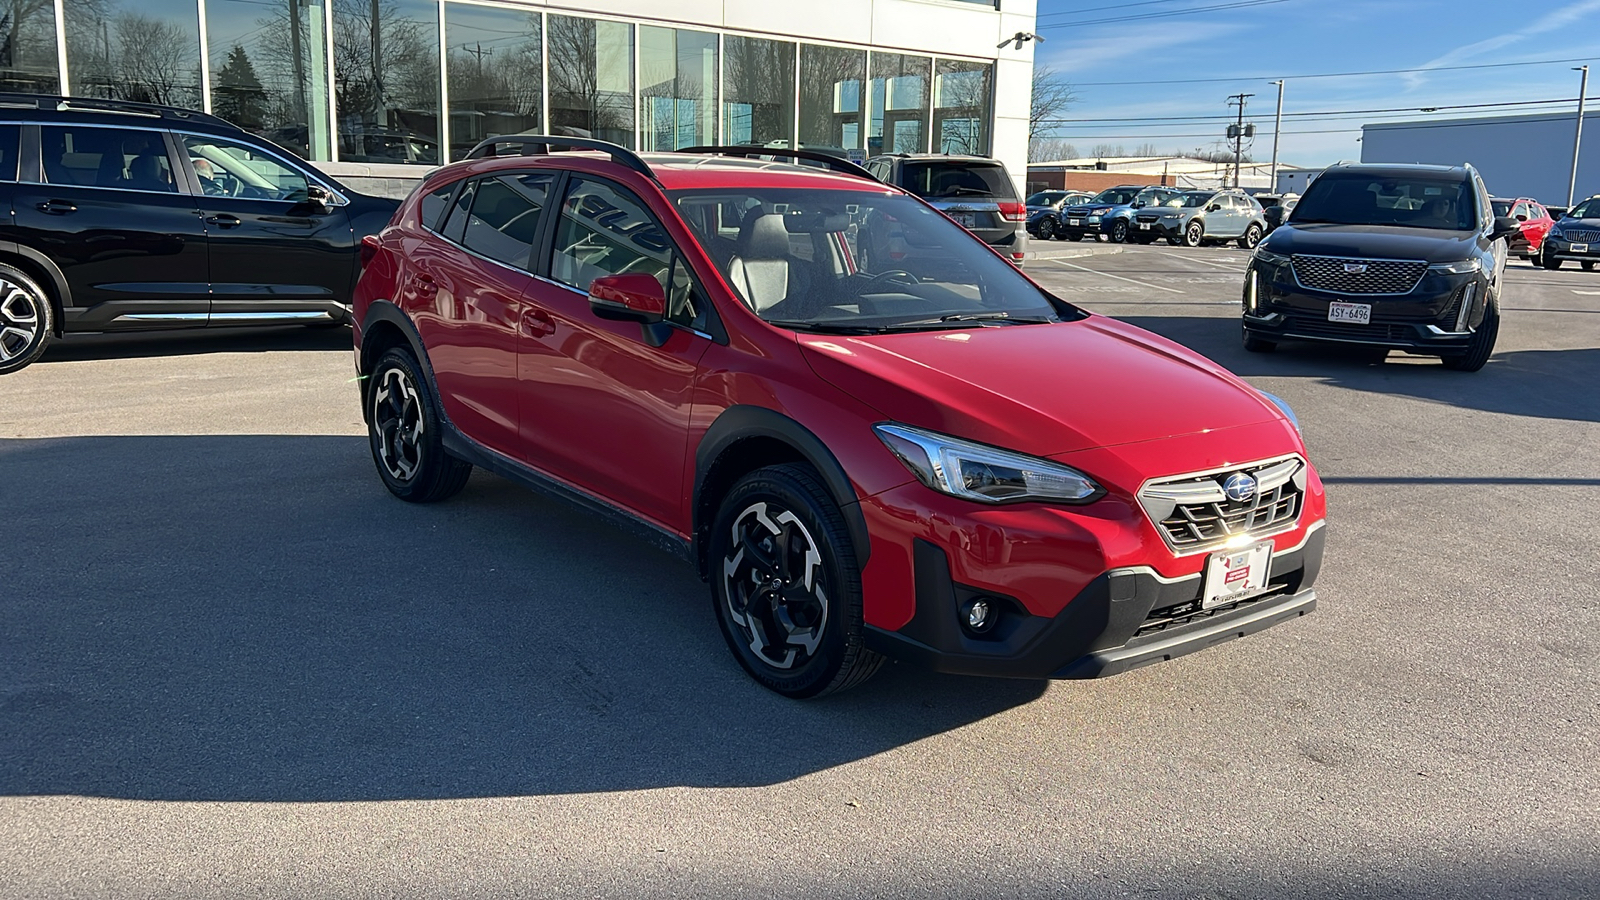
xmin=964 ymin=598 xmax=997 ymax=634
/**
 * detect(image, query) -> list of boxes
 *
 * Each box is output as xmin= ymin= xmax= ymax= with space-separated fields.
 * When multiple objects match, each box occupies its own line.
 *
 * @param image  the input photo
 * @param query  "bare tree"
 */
xmin=1029 ymin=64 xmax=1077 ymax=145
xmin=547 ymin=13 xmax=631 ymax=141
xmin=932 ymin=61 xmax=991 ymax=155
xmin=1028 ymin=137 xmax=1078 ymax=162
xmin=1 ymin=0 xmax=66 ymax=89
xmin=114 ymin=13 xmax=199 ymax=106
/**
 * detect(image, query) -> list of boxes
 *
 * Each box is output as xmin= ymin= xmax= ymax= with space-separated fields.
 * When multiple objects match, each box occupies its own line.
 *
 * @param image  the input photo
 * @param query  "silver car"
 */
xmin=1132 ymin=189 xmax=1267 ymax=248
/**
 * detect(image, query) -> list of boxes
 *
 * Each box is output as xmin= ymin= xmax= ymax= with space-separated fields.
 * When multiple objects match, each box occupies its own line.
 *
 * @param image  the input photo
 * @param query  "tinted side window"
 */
xmin=182 ymin=134 xmax=309 ymax=201
xmin=41 ymin=126 xmax=176 ymax=192
xmin=459 ymin=174 xmax=554 ymax=270
xmin=440 ymin=180 xmax=476 ymax=244
xmin=0 ymin=125 xmax=18 ymax=181
xmin=420 ymin=182 xmax=457 ymax=231
xmin=551 ymin=176 xmax=672 ymax=291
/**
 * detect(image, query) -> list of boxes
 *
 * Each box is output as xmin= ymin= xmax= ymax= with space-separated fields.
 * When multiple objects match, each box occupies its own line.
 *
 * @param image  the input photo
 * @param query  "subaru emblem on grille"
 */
xmin=1222 ymin=472 xmax=1258 ymax=503
xmin=1343 ymin=263 xmax=1368 ymax=274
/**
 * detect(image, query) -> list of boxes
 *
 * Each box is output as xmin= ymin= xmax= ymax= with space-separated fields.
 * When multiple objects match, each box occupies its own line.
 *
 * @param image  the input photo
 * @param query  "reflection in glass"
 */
xmin=205 ymin=0 xmax=333 ymax=160
xmin=548 ymin=14 xmax=634 ymax=148
xmin=64 ymin=0 xmax=202 ymax=107
xmin=639 ymin=25 xmax=715 ymax=151
xmin=799 ymin=44 xmax=865 ymax=157
xmin=869 ymin=51 xmax=929 ymax=156
xmin=933 ymin=59 xmax=991 ymax=156
xmin=332 ymin=0 xmax=440 ymax=165
xmin=0 ymin=0 xmax=61 ymax=92
xmin=723 ymin=36 xmax=794 ymax=149
xmin=445 ymin=3 xmax=541 ymax=162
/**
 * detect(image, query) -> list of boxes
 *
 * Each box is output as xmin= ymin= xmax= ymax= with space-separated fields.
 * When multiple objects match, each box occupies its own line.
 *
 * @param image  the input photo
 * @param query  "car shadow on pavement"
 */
xmin=0 ymin=434 xmax=1045 ymax=803
xmin=1117 ymin=314 xmax=1600 ymax=425
xmin=37 ymin=325 xmax=352 ymax=363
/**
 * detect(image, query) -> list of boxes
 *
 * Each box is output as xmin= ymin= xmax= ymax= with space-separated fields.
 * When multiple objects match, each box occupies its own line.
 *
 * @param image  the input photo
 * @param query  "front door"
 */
xmin=519 ymin=174 xmax=713 ymax=529
xmin=11 ymin=124 xmax=208 ymax=330
xmin=177 ymin=133 xmax=354 ymax=324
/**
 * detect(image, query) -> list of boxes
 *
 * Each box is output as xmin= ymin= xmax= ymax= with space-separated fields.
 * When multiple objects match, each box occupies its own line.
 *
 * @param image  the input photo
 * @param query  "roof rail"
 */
xmin=676 ymin=145 xmax=876 ymax=181
xmin=0 ymin=93 xmax=235 ymax=128
xmin=465 ymin=134 xmax=656 ymax=180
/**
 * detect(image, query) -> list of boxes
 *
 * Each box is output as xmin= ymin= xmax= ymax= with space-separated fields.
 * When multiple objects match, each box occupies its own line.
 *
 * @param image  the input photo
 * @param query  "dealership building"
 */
xmin=1362 ymin=109 xmax=1598 ymax=207
xmin=0 ymin=0 xmax=1037 ymax=194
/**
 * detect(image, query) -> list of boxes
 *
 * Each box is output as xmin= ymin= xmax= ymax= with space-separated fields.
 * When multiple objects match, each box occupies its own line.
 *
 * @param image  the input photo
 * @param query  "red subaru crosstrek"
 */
xmin=353 ymin=137 xmax=1327 ymax=698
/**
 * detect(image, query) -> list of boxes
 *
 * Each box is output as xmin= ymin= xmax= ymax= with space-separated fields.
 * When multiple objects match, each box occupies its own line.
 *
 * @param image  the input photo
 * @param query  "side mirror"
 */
xmin=588 ymin=273 xmax=665 ymax=325
xmin=1207 ymin=203 xmax=1221 ymax=212
xmin=298 ymin=184 xmax=333 ymax=213
xmin=1515 ymin=214 xmax=1527 ymax=222
xmin=1131 ymin=200 xmax=1145 ymax=209
xmin=1491 ymin=215 xmax=1521 ymax=240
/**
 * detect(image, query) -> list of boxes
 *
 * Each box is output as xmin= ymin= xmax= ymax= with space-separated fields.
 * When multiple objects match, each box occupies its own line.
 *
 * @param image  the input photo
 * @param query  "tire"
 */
xmin=1108 ymin=219 xmax=1130 ymax=244
xmin=709 ymin=463 xmax=884 ymax=699
xmin=0 ymin=264 xmax=54 ymax=375
xmin=1242 ymin=326 xmax=1277 ymax=353
xmin=1183 ymin=220 xmax=1204 ymax=247
xmin=1541 ymin=253 xmax=1562 ymax=270
xmin=1440 ymin=290 xmax=1499 ymax=372
xmin=1237 ymin=224 xmax=1263 ymax=249
xmin=1065 ymin=230 xmax=1083 ymax=242
xmin=367 ymin=347 xmax=473 ymax=502
xmin=1583 ymin=261 xmax=1595 ymax=272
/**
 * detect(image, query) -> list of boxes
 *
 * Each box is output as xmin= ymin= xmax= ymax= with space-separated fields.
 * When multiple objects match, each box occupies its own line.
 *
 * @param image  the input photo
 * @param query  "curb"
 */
xmin=1026 ymin=244 xmax=1127 ymax=261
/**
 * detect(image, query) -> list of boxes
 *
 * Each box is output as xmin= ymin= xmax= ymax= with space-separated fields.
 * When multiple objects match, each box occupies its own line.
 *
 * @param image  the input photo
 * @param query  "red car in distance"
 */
xmin=1491 ymin=197 xmax=1555 ymax=260
xmin=352 ymin=137 xmax=1327 ymax=698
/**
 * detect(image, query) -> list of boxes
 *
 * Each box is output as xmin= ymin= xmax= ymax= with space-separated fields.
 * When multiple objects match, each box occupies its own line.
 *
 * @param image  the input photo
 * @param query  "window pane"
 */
xmin=869 ymin=52 xmax=929 ymax=156
xmin=933 ymin=59 xmax=990 ymax=156
xmin=799 ymin=44 xmax=865 ymax=158
xmin=442 ymin=179 xmax=476 ymax=243
xmin=551 ymin=177 xmax=672 ymax=291
xmin=183 ymin=134 xmax=310 ymax=200
xmin=42 ymin=126 xmax=176 ymax=192
xmin=421 ymin=182 xmax=457 ymax=231
xmin=1 ymin=1 xmax=60 ymax=93
xmin=64 ymin=0 xmax=202 ymax=108
xmin=205 ymin=0 xmax=334 ymax=161
xmin=639 ymin=25 xmax=716 ymax=151
xmin=461 ymin=174 xmax=554 ymax=270
xmin=445 ymin=3 xmax=542 ymax=162
xmin=723 ymin=36 xmax=794 ymax=149
xmin=333 ymin=0 xmax=441 ymax=165
xmin=548 ymin=15 xmax=634 ymax=148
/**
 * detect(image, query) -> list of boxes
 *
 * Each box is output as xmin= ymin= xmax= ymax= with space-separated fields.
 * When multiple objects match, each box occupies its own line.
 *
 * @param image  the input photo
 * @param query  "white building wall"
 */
xmin=1362 ymin=111 xmax=1599 ymax=206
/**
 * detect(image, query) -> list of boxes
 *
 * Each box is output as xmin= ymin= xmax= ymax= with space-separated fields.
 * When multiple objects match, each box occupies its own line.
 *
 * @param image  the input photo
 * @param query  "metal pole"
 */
xmin=1228 ymin=93 xmax=1251 ymax=188
xmin=1269 ymin=79 xmax=1284 ymax=193
xmin=1569 ymin=65 xmax=1588 ymax=208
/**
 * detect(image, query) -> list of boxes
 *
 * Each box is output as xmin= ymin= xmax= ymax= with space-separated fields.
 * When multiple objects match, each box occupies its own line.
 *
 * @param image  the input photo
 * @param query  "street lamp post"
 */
xmin=1569 ymin=65 xmax=1589 ymax=209
xmin=1269 ymin=80 xmax=1284 ymax=194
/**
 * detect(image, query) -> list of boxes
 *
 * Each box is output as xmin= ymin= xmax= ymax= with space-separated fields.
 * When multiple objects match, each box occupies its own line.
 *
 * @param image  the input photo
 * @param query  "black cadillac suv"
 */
xmin=1240 ymin=163 xmax=1520 ymax=372
xmin=0 ymin=94 xmax=399 ymax=374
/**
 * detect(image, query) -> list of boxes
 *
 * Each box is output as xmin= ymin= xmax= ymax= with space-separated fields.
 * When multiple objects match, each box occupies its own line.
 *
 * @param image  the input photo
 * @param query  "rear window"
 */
xmin=901 ymin=162 xmax=1015 ymax=200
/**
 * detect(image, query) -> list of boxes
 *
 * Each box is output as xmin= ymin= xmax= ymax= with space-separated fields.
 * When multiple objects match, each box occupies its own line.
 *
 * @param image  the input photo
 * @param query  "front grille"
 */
xmin=1135 ymin=213 xmax=1160 ymax=223
xmin=1279 ymin=314 xmax=1414 ymax=343
xmin=1558 ymin=228 xmax=1600 ymax=242
xmin=1139 ymin=457 xmax=1304 ymax=553
xmin=1291 ymin=254 xmax=1426 ymax=295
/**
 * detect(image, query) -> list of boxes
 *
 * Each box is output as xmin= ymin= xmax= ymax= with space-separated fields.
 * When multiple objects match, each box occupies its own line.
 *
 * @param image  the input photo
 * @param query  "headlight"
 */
xmin=1091 ymin=207 xmax=1112 ymax=216
xmin=873 ymin=423 xmax=1102 ymax=504
xmin=1252 ymin=246 xmax=1290 ymax=266
xmin=1258 ymin=391 xmax=1301 ymax=435
xmin=1161 ymin=213 xmax=1180 ymax=220
xmin=1428 ymin=258 xmax=1481 ymax=274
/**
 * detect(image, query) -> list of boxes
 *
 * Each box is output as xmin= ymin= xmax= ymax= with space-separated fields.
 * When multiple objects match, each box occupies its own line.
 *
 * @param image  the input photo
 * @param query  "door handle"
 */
xmin=413 ymin=273 xmax=437 ymax=296
xmin=205 ymin=214 xmax=243 ymax=229
xmin=520 ymin=308 xmax=555 ymax=337
xmin=37 ymin=200 xmax=76 ymax=215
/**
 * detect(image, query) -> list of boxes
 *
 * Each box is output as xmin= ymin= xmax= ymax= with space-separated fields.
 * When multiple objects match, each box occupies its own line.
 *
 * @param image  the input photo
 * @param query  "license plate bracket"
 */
xmin=1328 ymin=301 xmax=1372 ymax=324
xmin=1202 ymin=541 xmax=1274 ymax=609
xmin=1068 ymin=218 xmax=1081 ymax=227
xmin=1572 ymin=243 xmax=1590 ymax=254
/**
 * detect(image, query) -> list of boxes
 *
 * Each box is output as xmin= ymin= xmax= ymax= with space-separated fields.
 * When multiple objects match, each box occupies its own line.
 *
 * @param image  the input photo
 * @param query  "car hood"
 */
xmin=796 ymin=316 xmax=1285 ymax=457
xmin=1265 ymin=223 xmax=1481 ymax=263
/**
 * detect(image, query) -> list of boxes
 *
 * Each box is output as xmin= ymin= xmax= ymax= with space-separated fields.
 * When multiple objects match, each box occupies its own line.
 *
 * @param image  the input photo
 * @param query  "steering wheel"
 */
xmin=867 ymin=269 xmax=918 ymax=287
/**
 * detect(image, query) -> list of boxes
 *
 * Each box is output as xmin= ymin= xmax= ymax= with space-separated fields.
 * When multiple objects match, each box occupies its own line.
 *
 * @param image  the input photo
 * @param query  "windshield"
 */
xmin=672 ymin=188 xmax=1072 ymax=334
xmin=1179 ymin=192 xmax=1213 ymax=208
xmin=1491 ymin=199 xmax=1512 ymax=216
xmin=1567 ymin=198 xmax=1599 ymax=218
xmin=1093 ymin=188 xmax=1139 ymax=205
xmin=901 ymin=162 xmax=1015 ymax=200
xmin=1292 ymin=173 xmax=1477 ymax=230
xmin=1026 ymin=191 xmax=1065 ymax=206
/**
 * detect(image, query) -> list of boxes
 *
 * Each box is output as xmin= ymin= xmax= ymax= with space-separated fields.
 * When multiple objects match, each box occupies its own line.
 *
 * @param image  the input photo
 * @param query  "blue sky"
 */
xmin=1031 ymin=0 xmax=1600 ymax=166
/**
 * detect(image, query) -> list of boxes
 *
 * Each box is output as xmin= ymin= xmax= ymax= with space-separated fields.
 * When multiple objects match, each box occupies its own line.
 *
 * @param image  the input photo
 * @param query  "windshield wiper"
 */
xmin=764 ymin=320 xmax=891 ymax=335
xmin=893 ymin=313 xmax=1058 ymax=328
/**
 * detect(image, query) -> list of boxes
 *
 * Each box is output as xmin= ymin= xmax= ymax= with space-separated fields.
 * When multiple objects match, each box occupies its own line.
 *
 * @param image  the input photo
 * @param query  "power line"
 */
xmin=1034 ymin=0 xmax=1293 ymax=29
xmin=1034 ymin=0 xmax=1243 ymax=20
xmin=1059 ymin=55 xmax=1600 ymax=87
xmin=1036 ymin=95 xmax=1600 ymax=126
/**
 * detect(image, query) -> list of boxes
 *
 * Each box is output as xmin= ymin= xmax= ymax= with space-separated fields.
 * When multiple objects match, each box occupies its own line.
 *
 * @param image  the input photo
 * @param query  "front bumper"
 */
xmin=1133 ymin=217 xmax=1183 ymax=239
xmin=1054 ymin=212 xmax=1105 ymax=238
xmin=1542 ymin=237 xmax=1600 ymax=262
xmin=1241 ymin=260 xmax=1485 ymax=351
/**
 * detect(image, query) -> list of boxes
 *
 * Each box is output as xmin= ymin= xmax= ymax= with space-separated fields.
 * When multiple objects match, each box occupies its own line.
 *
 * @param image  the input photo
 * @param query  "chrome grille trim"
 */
xmin=1138 ymin=454 xmax=1307 ymax=556
xmin=1291 ymin=254 xmax=1427 ymax=295
xmin=1557 ymin=228 xmax=1599 ymax=242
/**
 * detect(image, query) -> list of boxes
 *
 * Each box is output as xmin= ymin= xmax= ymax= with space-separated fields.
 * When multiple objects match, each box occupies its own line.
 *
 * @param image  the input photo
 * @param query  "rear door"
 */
xmin=12 ymin=123 xmax=208 ymax=329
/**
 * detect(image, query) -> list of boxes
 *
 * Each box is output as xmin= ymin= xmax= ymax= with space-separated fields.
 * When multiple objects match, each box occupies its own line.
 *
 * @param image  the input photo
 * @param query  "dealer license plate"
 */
xmin=1572 ymin=243 xmax=1589 ymax=254
xmin=1068 ymin=218 xmax=1081 ymax=226
xmin=1202 ymin=541 xmax=1274 ymax=609
xmin=1328 ymin=301 xmax=1372 ymax=325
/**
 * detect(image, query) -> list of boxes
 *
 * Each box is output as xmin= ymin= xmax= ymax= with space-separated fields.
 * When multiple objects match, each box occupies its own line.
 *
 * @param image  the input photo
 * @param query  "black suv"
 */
xmin=863 ymin=154 xmax=1027 ymax=265
xmin=1241 ymin=163 xmax=1519 ymax=372
xmin=0 ymin=94 xmax=398 ymax=374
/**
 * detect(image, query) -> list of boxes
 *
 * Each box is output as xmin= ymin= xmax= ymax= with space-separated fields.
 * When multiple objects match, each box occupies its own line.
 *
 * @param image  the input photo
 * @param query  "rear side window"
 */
xmin=420 ymin=182 xmax=457 ymax=231
xmin=41 ymin=126 xmax=176 ymax=193
xmin=459 ymin=174 xmax=555 ymax=270
xmin=0 ymin=125 xmax=18 ymax=181
xmin=901 ymin=162 xmax=1015 ymax=200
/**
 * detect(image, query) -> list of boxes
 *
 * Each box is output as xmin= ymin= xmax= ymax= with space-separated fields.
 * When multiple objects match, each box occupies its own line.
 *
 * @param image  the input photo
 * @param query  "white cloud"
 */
xmin=1039 ymin=22 xmax=1244 ymax=76
xmin=1403 ymin=0 xmax=1600 ymax=88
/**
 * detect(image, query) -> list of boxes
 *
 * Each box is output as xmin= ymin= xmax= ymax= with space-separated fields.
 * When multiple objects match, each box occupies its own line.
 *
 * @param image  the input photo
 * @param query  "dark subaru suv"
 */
xmin=1241 ymin=163 xmax=1520 ymax=372
xmin=0 ymin=94 xmax=397 ymax=374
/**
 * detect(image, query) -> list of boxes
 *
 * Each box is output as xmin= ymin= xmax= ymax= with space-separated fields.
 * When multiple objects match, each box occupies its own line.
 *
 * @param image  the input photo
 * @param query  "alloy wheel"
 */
xmin=0 ymin=279 xmax=42 ymax=364
xmin=721 ymin=500 xmax=830 ymax=670
xmin=371 ymin=365 xmax=426 ymax=482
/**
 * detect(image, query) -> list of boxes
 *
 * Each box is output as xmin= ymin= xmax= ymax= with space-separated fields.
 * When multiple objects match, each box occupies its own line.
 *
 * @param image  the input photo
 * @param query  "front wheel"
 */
xmin=1440 ymin=293 xmax=1499 ymax=372
xmin=1542 ymin=253 xmax=1563 ymax=270
xmin=1108 ymin=219 xmax=1130 ymax=243
xmin=0 ymin=264 xmax=54 ymax=375
xmin=1183 ymin=221 xmax=1205 ymax=247
xmin=710 ymin=464 xmax=884 ymax=699
xmin=367 ymin=347 xmax=473 ymax=502
xmin=1237 ymin=224 xmax=1263 ymax=249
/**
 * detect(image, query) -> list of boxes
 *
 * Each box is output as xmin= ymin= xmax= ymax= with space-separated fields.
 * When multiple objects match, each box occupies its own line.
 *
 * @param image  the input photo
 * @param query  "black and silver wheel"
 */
xmin=1440 ymin=290 xmax=1499 ymax=372
xmin=1237 ymin=223 xmax=1263 ymax=249
xmin=367 ymin=347 xmax=472 ymax=502
xmin=0 ymin=264 xmax=53 ymax=375
xmin=1183 ymin=220 xmax=1205 ymax=247
xmin=1108 ymin=219 xmax=1129 ymax=244
xmin=1043 ymin=218 xmax=1059 ymax=241
xmin=710 ymin=464 xmax=883 ymax=699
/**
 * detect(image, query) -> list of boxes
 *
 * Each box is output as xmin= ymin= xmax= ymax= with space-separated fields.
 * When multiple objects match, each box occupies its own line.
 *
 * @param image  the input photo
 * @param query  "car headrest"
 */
xmin=737 ymin=214 xmax=790 ymax=260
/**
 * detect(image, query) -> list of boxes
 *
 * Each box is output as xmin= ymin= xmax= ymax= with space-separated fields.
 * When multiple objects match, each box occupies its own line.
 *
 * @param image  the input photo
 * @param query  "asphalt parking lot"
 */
xmin=3 ymin=248 xmax=1596 ymax=899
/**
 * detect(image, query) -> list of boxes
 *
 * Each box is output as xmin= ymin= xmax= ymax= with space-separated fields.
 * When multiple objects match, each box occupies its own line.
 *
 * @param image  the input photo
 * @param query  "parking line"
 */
xmin=1171 ymin=253 xmax=1248 ymax=271
xmin=1049 ymin=259 xmax=1185 ymax=294
xmin=1573 ymin=289 xmax=1600 ymax=295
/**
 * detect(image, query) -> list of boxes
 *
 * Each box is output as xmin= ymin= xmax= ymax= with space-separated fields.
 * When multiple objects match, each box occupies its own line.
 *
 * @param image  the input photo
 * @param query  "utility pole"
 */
xmin=1268 ymin=80 xmax=1284 ymax=194
xmin=1228 ymin=93 xmax=1253 ymax=189
xmin=464 ymin=42 xmax=494 ymax=79
xmin=1569 ymin=65 xmax=1589 ymax=209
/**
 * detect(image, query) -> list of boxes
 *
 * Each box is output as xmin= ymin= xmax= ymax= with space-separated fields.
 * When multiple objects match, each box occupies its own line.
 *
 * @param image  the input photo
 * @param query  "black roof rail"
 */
xmin=465 ymin=134 xmax=656 ymax=181
xmin=0 ymin=93 xmax=236 ymax=128
xmin=676 ymin=145 xmax=876 ymax=181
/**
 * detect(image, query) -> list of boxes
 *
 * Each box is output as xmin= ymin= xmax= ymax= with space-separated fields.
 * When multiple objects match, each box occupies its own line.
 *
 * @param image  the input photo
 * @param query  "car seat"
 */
xmin=125 ymin=154 xmax=171 ymax=192
xmin=726 ymin=214 xmax=796 ymax=312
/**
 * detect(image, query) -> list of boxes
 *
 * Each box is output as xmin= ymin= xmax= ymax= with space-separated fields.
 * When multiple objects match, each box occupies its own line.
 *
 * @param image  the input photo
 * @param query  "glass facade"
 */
xmin=39 ymin=3 xmax=992 ymax=166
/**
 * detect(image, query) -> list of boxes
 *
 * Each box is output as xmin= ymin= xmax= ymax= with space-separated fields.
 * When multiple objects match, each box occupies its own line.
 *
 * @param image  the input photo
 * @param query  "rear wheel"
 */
xmin=1542 ymin=253 xmax=1563 ymax=270
xmin=1237 ymin=224 xmax=1263 ymax=249
xmin=1108 ymin=219 xmax=1129 ymax=244
xmin=1440 ymin=291 xmax=1499 ymax=372
xmin=0 ymin=264 xmax=53 ymax=375
xmin=1183 ymin=220 xmax=1205 ymax=247
xmin=710 ymin=464 xmax=883 ymax=699
xmin=367 ymin=347 xmax=473 ymax=502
